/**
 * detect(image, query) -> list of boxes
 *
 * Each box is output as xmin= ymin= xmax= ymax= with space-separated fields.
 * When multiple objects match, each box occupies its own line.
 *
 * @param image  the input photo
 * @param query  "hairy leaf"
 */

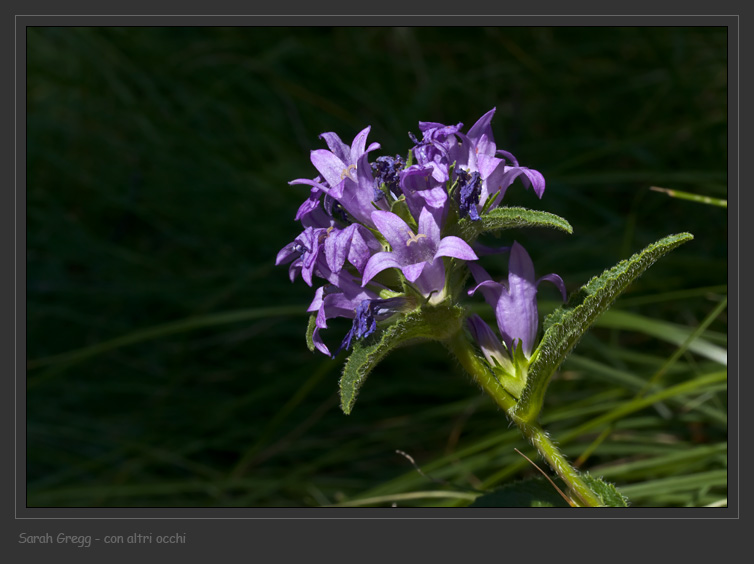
xmin=305 ymin=314 xmax=317 ymax=352
xmin=457 ymin=206 xmax=573 ymax=241
xmin=582 ymin=474 xmax=630 ymax=507
xmin=339 ymin=305 xmax=465 ymax=414
xmin=516 ymin=232 xmax=694 ymax=422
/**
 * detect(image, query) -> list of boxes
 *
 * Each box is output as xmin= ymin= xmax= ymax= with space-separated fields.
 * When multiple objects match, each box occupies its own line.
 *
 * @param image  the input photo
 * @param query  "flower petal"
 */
xmin=483 ymin=159 xmax=512 ymax=207
xmin=301 ymin=262 xmax=315 ymax=287
xmin=468 ymin=262 xmax=494 ymax=285
xmin=467 ymin=313 xmax=513 ymax=372
xmin=418 ymin=120 xmax=447 ymax=132
xmin=496 ymin=149 xmax=519 ymax=167
xmin=287 ymin=259 xmax=302 ymax=283
xmin=371 ymin=210 xmax=412 ymax=259
xmin=356 ymin=151 xmax=388 ymax=215
xmin=508 ymin=241 xmax=536 ymax=285
xmin=494 ymin=285 xmax=538 ymax=358
xmin=324 ymin=226 xmax=350 ymax=274
xmin=362 ymin=251 xmax=403 ymax=286
xmin=471 ymin=242 xmax=511 ymax=257
xmin=402 ymin=261 xmax=427 ymax=283
xmin=348 ymin=226 xmax=380 ymax=273
xmin=467 ymin=107 xmax=497 ymax=158
xmin=323 ymin=292 xmax=364 ymax=319
xmin=288 ymin=177 xmax=330 ymax=191
xmin=399 ymin=165 xmax=441 ymax=221
xmin=311 ymin=292 xmax=358 ymax=357
xmin=289 ymin=177 xmax=333 ymax=219
xmin=412 ymin=258 xmax=446 ymax=296
xmin=516 ymin=167 xmax=546 ymax=199
xmin=417 ymin=206 xmax=441 ymax=248
xmin=310 ymin=327 xmax=331 ymax=357
xmin=467 ymin=313 xmax=501 ymax=353
xmin=310 ymin=149 xmax=348 ymax=189
xmin=318 ymin=131 xmax=350 ymax=163
xmin=476 ymin=153 xmax=501 ymax=179
xmin=435 ymin=235 xmax=478 ymax=261
xmin=326 ymin=153 xmax=386 ymax=228
xmin=416 ymin=187 xmax=449 ymax=230
xmin=349 ymin=126 xmax=373 ymax=162
xmin=451 ymin=131 xmax=477 ymax=173
xmin=537 ymin=273 xmax=568 ymax=302
xmin=275 ymin=242 xmax=298 ymax=266
xmin=307 ymin=286 xmax=325 ymax=313
xmin=295 ymin=189 xmax=323 ymax=221
xmin=494 ymin=242 xmax=539 ymax=356
xmin=467 ymin=278 xmax=504 ymax=301
xmin=323 ymin=224 xmax=380 ymax=275
xmin=489 ymin=166 xmax=546 ymax=207
xmin=300 ymin=206 xmax=333 ymax=229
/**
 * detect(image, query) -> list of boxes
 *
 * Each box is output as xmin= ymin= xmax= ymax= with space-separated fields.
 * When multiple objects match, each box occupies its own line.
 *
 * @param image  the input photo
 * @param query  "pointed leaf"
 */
xmin=516 ymin=232 xmax=694 ymax=422
xmin=305 ymin=314 xmax=317 ymax=352
xmin=389 ymin=197 xmax=416 ymax=230
xmin=339 ymin=305 xmax=465 ymax=414
xmin=581 ymin=474 xmax=629 ymax=507
xmin=456 ymin=206 xmax=572 ymax=242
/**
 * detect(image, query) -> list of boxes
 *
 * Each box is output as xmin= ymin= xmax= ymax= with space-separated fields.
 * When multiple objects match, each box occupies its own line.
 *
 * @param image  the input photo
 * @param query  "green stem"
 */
xmin=445 ymin=330 xmax=603 ymax=507
xmin=516 ymin=421 xmax=602 ymax=507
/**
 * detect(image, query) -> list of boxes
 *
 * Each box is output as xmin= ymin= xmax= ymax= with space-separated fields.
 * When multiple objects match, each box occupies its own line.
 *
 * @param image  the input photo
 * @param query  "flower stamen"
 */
xmin=341 ymin=164 xmax=357 ymax=181
xmin=317 ymin=225 xmax=336 ymax=244
xmin=406 ymin=230 xmax=427 ymax=246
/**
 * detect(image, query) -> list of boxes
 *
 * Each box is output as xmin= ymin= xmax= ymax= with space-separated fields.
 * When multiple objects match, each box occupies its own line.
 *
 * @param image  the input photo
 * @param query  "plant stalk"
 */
xmin=445 ymin=330 xmax=603 ymax=507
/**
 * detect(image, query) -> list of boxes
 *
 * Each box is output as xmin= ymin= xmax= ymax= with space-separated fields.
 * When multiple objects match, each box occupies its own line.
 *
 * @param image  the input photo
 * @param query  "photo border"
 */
xmin=9 ymin=6 xmax=744 ymax=558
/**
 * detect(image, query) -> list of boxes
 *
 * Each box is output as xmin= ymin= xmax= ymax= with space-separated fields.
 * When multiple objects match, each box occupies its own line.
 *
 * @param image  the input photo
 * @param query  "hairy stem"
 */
xmin=445 ymin=330 xmax=603 ymax=507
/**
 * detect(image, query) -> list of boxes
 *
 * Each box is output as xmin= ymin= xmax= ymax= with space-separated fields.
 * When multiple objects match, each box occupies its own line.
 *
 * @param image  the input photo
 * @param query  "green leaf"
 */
xmin=339 ymin=305 xmax=465 ymax=414
xmin=595 ymin=309 xmax=727 ymax=366
xmin=468 ymin=477 xmax=571 ymax=507
xmin=390 ymin=196 xmax=416 ymax=229
xmin=650 ymin=186 xmax=727 ymax=208
xmin=456 ymin=207 xmax=573 ymax=241
xmin=616 ymin=469 xmax=727 ymax=500
xmin=305 ymin=314 xmax=317 ymax=352
xmin=581 ymin=474 xmax=629 ymax=507
xmin=517 ymin=232 xmax=694 ymax=423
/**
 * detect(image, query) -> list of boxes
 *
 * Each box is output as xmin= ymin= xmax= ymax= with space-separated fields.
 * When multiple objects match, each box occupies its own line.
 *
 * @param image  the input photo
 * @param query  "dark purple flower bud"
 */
xmin=307 ymin=268 xmax=380 ymax=357
xmin=338 ymin=299 xmax=377 ymax=353
xmin=371 ymin=155 xmax=406 ymax=199
xmin=456 ymin=168 xmax=483 ymax=221
xmin=441 ymin=109 xmax=546 ymax=214
xmin=337 ymin=297 xmax=410 ymax=354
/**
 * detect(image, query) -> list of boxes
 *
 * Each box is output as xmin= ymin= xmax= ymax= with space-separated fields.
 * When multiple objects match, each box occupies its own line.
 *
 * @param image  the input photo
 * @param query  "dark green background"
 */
xmin=27 ymin=27 xmax=727 ymax=507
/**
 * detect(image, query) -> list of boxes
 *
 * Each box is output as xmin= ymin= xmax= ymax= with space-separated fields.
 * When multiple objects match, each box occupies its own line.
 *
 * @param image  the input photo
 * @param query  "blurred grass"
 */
xmin=26 ymin=27 xmax=727 ymax=507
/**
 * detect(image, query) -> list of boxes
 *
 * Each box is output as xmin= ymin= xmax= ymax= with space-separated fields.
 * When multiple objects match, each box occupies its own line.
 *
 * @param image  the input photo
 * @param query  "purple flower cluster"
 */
xmin=277 ymin=108 xmax=563 ymax=363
